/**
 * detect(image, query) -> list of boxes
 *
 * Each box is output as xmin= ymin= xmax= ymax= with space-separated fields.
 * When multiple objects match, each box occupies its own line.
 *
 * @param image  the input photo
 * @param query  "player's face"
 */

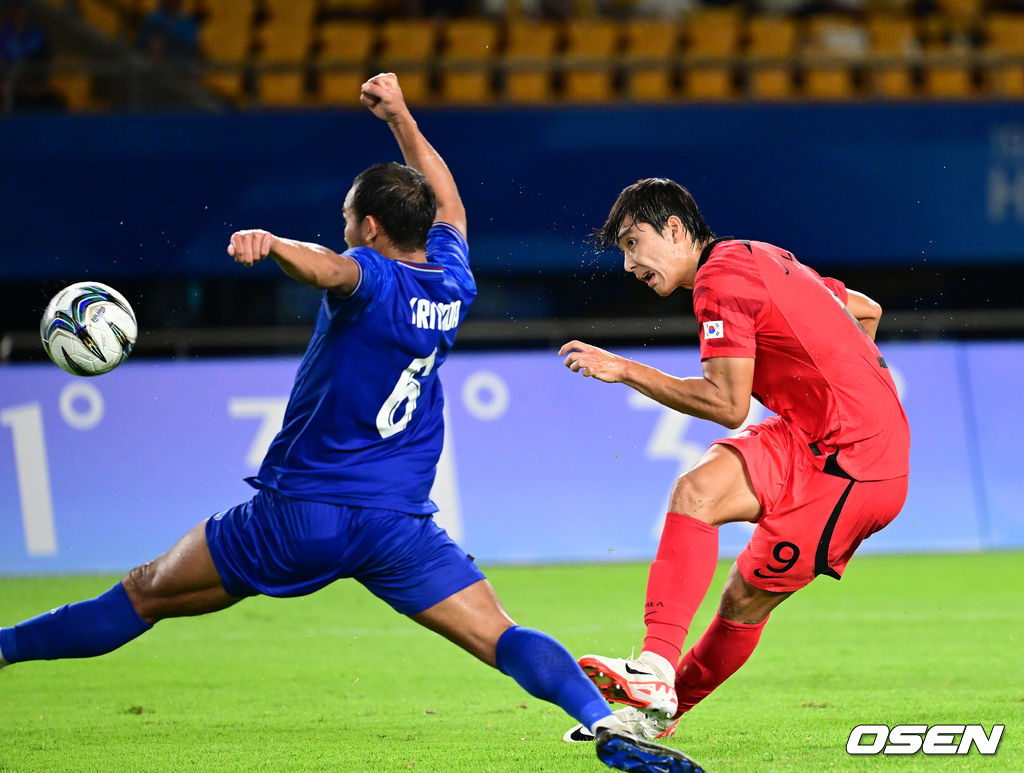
xmin=617 ymin=217 xmax=689 ymax=296
xmin=343 ymin=185 xmax=362 ymax=249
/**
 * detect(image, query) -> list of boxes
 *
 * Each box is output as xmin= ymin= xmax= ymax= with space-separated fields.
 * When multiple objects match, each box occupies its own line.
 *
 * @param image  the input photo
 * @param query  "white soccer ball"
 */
xmin=40 ymin=281 xmax=138 ymax=376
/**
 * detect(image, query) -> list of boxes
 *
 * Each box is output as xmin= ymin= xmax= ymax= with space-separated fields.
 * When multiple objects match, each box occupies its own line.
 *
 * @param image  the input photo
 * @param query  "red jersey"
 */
xmin=693 ymin=238 xmax=909 ymax=481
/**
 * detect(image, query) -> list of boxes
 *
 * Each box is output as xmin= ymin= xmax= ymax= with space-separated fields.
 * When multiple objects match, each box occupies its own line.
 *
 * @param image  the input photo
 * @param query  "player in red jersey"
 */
xmin=558 ymin=177 xmax=910 ymax=743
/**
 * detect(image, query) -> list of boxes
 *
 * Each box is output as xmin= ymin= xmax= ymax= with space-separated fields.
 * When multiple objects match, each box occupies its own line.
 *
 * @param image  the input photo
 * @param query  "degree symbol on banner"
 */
xmin=462 ymin=371 xmax=509 ymax=421
xmin=58 ymin=382 xmax=105 ymax=430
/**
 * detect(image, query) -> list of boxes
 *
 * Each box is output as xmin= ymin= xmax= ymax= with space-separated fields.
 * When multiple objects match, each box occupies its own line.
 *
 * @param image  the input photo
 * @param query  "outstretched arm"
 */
xmin=228 ymin=229 xmax=359 ymax=294
xmin=559 ymin=340 xmax=755 ymax=429
xmin=360 ymin=72 xmax=467 ymax=237
xmin=845 ymin=289 xmax=882 ymax=341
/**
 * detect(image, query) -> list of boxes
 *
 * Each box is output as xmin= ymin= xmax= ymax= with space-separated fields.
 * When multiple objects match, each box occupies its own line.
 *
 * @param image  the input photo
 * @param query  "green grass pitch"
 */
xmin=1 ymin=552 xmax=1021 ymax=772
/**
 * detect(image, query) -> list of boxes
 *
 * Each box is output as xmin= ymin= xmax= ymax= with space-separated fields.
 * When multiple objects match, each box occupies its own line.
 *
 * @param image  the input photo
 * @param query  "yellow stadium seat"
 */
xmin=918 ymin=9 xmax=977 ymax=98
xmin=866 ymin=15 xmax=918 ymax=98
xmin=262 ymin=0 xmax=316 ymax=25
xmin=502 ymin=19 xmax=560 ymax=103
xmin=921 ymin=61 xmax=975 ymax=98
xmin=319 ymin=20 xmax=376 ymax=62
xmin=202 ymin=0 xmax=255 ymax=27
xmin=803 ymin=16 xmax=865 ymax=100
xmin=319 ymin=71 xmax=365 ymax=104
xmin=439 ymin=18 xmax=500 ymax=104
xmin=200 ymin=30 xmax=251 ymax=103
xmin=920 ymin=33 xmax=975 ymax=99
xmin=198 ymin=1 xmax=255 ymax=103
xmin=317 ymin=21 xmax=375 ymax=105
xmin=50 ymin=72 xmax=99 ymax=112
xmin=745 ymin=15 xmax=798 ymax=100
xmin=986 ymin=13 xmax=1024 ymax=98
xmin=258 ymin=72 xmax=309 ymax=107
xmin=683 ymin=8 xmax=741 ymax=100
xmin=78 ymin=0 xmax=124 ymax=38
xmin=562 ymin=18 xmax=620 ymax=102
xmin=376 ymin=19 xmax=437 ymax=104
xmin=622 ymin=18 xmax=679 ymax=102
xmin=931 ymin=0 xmax=982 ymax=36
xmin=258 ymin=22 xmax=315 ymax=62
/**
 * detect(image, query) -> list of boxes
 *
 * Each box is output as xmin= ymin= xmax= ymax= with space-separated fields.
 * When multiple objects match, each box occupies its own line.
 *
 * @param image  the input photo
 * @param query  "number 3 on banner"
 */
xmin=376 ymin=349 xmax=437 ymax=439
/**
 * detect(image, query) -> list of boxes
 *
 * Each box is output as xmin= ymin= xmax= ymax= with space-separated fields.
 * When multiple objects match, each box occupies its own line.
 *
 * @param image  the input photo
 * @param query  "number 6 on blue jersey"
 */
xmin=376 ymin=349 xmax=437 ymax=438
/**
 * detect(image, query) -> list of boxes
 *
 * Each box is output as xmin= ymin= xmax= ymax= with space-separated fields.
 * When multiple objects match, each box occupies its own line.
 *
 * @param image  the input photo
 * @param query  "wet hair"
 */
xmin=351 ymin=162 xmax=436 ymax=252
xmin=593 ymin=177 xmax=716 ymax=251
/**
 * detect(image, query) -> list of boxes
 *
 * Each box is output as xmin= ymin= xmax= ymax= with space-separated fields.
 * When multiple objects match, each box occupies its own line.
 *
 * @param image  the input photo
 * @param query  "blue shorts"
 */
xmin=205 ymin=487 xmax=486 ymax=615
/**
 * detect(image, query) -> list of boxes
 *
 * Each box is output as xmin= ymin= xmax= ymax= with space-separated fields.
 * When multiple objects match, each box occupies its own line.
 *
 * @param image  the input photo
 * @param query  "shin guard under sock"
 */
xmin=495 ymin=625 xmax=611 ymax=730
xmin=674 ymin=613 xmax=767 ymax=715
xmin=0 ymin=582 xmax=151 ymax=663
xmin=642 ymin=512 xmax=719 ymax=665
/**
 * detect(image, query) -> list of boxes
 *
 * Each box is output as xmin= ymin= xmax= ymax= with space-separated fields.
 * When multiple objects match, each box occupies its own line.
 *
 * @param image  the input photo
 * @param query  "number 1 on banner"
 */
xmin=1 ymin=403 xmax=58 ymax=556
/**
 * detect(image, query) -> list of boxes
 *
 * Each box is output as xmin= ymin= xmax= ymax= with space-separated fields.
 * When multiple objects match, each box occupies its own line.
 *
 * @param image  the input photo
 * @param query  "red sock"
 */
xmin=642 ymin=512 xmax=719 ymax=665
xmin=673 ymin=613 xmax=767 ymax=716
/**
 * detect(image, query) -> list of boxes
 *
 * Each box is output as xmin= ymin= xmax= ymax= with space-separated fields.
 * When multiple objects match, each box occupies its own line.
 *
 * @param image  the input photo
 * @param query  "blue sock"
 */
xmin=495 ymin=626 xmax=612 ymax=730
xmin=0 ymin=582 xmax=151 ymax=663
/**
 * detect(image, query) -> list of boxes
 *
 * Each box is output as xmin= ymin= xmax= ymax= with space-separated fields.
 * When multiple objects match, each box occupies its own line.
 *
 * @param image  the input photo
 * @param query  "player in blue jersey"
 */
xmin=0 ymin=74 xmax=703 ymax=773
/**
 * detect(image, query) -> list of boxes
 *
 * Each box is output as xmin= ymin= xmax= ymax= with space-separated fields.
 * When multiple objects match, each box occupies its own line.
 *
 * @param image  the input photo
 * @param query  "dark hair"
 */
xmin=593 ymin=177 xmax=716 ymax=251
xmin=351 ymin=162 xmax=436 ymax=252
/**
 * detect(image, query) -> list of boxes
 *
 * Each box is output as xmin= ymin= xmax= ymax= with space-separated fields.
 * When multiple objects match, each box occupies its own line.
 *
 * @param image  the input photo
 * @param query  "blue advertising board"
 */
xmin=1 ymin=340 xmax=1020 ymax=574
xmin=2 ymin=104 xmax=1024 ymax=281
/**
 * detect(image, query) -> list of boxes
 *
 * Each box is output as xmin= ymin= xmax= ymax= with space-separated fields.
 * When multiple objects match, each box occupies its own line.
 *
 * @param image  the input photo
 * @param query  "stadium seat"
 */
xmin=199 ymin=1 xmax=255 ymax=104
xmin=77 ymin=0 xmax=125 ymax=39
xmin=562 ymin=18 xmax=620 ymax=103
xmin=257 ymin=72 xmax=309 ymax=106
xmin=919 ymin=31 xmax=976 ymax=98
xmin=502 ymin=18 xmax=560 ymax=103
xmin=931 ymin=0 xmax=983 ymax=37
xmin=202 ymin=0 xmax=256 ymax=28
xmin=317 ymin=21 xmax=375 ymax=105
xmin=49 ymin=72 xmax=99 ymax=112
xmin=253 ymin=0 xmax=316 ymax=106
xmin=261 ymin=0 xmax=316 ymax=23
xmin=745 ymin=15 xmax=797 ymax=100
xmin=622 ymin=18 xmax=679 ymax=102
xmin=438 ymin=18 xmax=499 ymax=104
xmin=803 ymin=16 xmax=865 ymax=100
xmin=865 ymin=15 xmax=918 ymax=99
xmin=682 ymin=8 xmax=741 ymax=100
xmin=985 ymin=13 xmax=1024 ymax=98
xmin=258 ymin=2 xmax=316 ymax=61
xmin=376 ymin=19 xmax=438 ymax=104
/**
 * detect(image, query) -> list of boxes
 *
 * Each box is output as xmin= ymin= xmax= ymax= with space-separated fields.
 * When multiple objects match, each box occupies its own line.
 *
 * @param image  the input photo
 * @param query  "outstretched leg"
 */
xmin=0 ymin=520 xmax=240 ymax=666
xmin=412 ymin=580 xmax=706 ymax=772
xmin=411 ymin=579 xmax=611 ymax=729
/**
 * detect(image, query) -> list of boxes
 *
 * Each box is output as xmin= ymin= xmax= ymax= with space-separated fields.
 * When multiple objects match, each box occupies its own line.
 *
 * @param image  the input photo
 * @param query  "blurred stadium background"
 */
xmin=1 ymin=0 xmax=1022 ymax=564
xmin=1 ymin=3 xmax=1022 ymax=770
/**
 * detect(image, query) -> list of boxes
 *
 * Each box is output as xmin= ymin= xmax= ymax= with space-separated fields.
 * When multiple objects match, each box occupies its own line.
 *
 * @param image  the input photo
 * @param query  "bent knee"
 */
xmin=121 ymin=563 xmax=162 ymax=622
xmin=668 ymin=473 xmax=731 ymax=526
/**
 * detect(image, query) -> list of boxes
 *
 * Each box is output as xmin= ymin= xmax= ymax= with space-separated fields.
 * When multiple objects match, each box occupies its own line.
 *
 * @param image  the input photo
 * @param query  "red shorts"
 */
xmin=716 ymin=417 xmax=908 ymax=593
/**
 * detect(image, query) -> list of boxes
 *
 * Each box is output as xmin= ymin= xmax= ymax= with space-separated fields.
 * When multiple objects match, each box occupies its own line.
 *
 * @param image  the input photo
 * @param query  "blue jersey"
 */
xmin=249 ymin=223 xmax=475 ymax=514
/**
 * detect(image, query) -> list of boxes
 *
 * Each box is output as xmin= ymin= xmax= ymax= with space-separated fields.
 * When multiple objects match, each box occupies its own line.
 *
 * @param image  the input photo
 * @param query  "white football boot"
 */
xmin=563 ymin=706 xmax=679 ymax=743
xmin=578 ymin=651 xmax=678 ymax=718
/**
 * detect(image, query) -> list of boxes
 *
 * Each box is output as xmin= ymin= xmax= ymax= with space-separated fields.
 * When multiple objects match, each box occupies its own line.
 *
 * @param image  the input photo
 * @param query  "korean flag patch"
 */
xmin=703 ymin=320 xmax=725 ymax=339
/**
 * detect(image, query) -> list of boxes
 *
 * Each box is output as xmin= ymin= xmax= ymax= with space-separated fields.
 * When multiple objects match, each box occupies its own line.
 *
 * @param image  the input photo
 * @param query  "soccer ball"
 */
xmin=40 ymin=282 xmax=138 ymax=376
